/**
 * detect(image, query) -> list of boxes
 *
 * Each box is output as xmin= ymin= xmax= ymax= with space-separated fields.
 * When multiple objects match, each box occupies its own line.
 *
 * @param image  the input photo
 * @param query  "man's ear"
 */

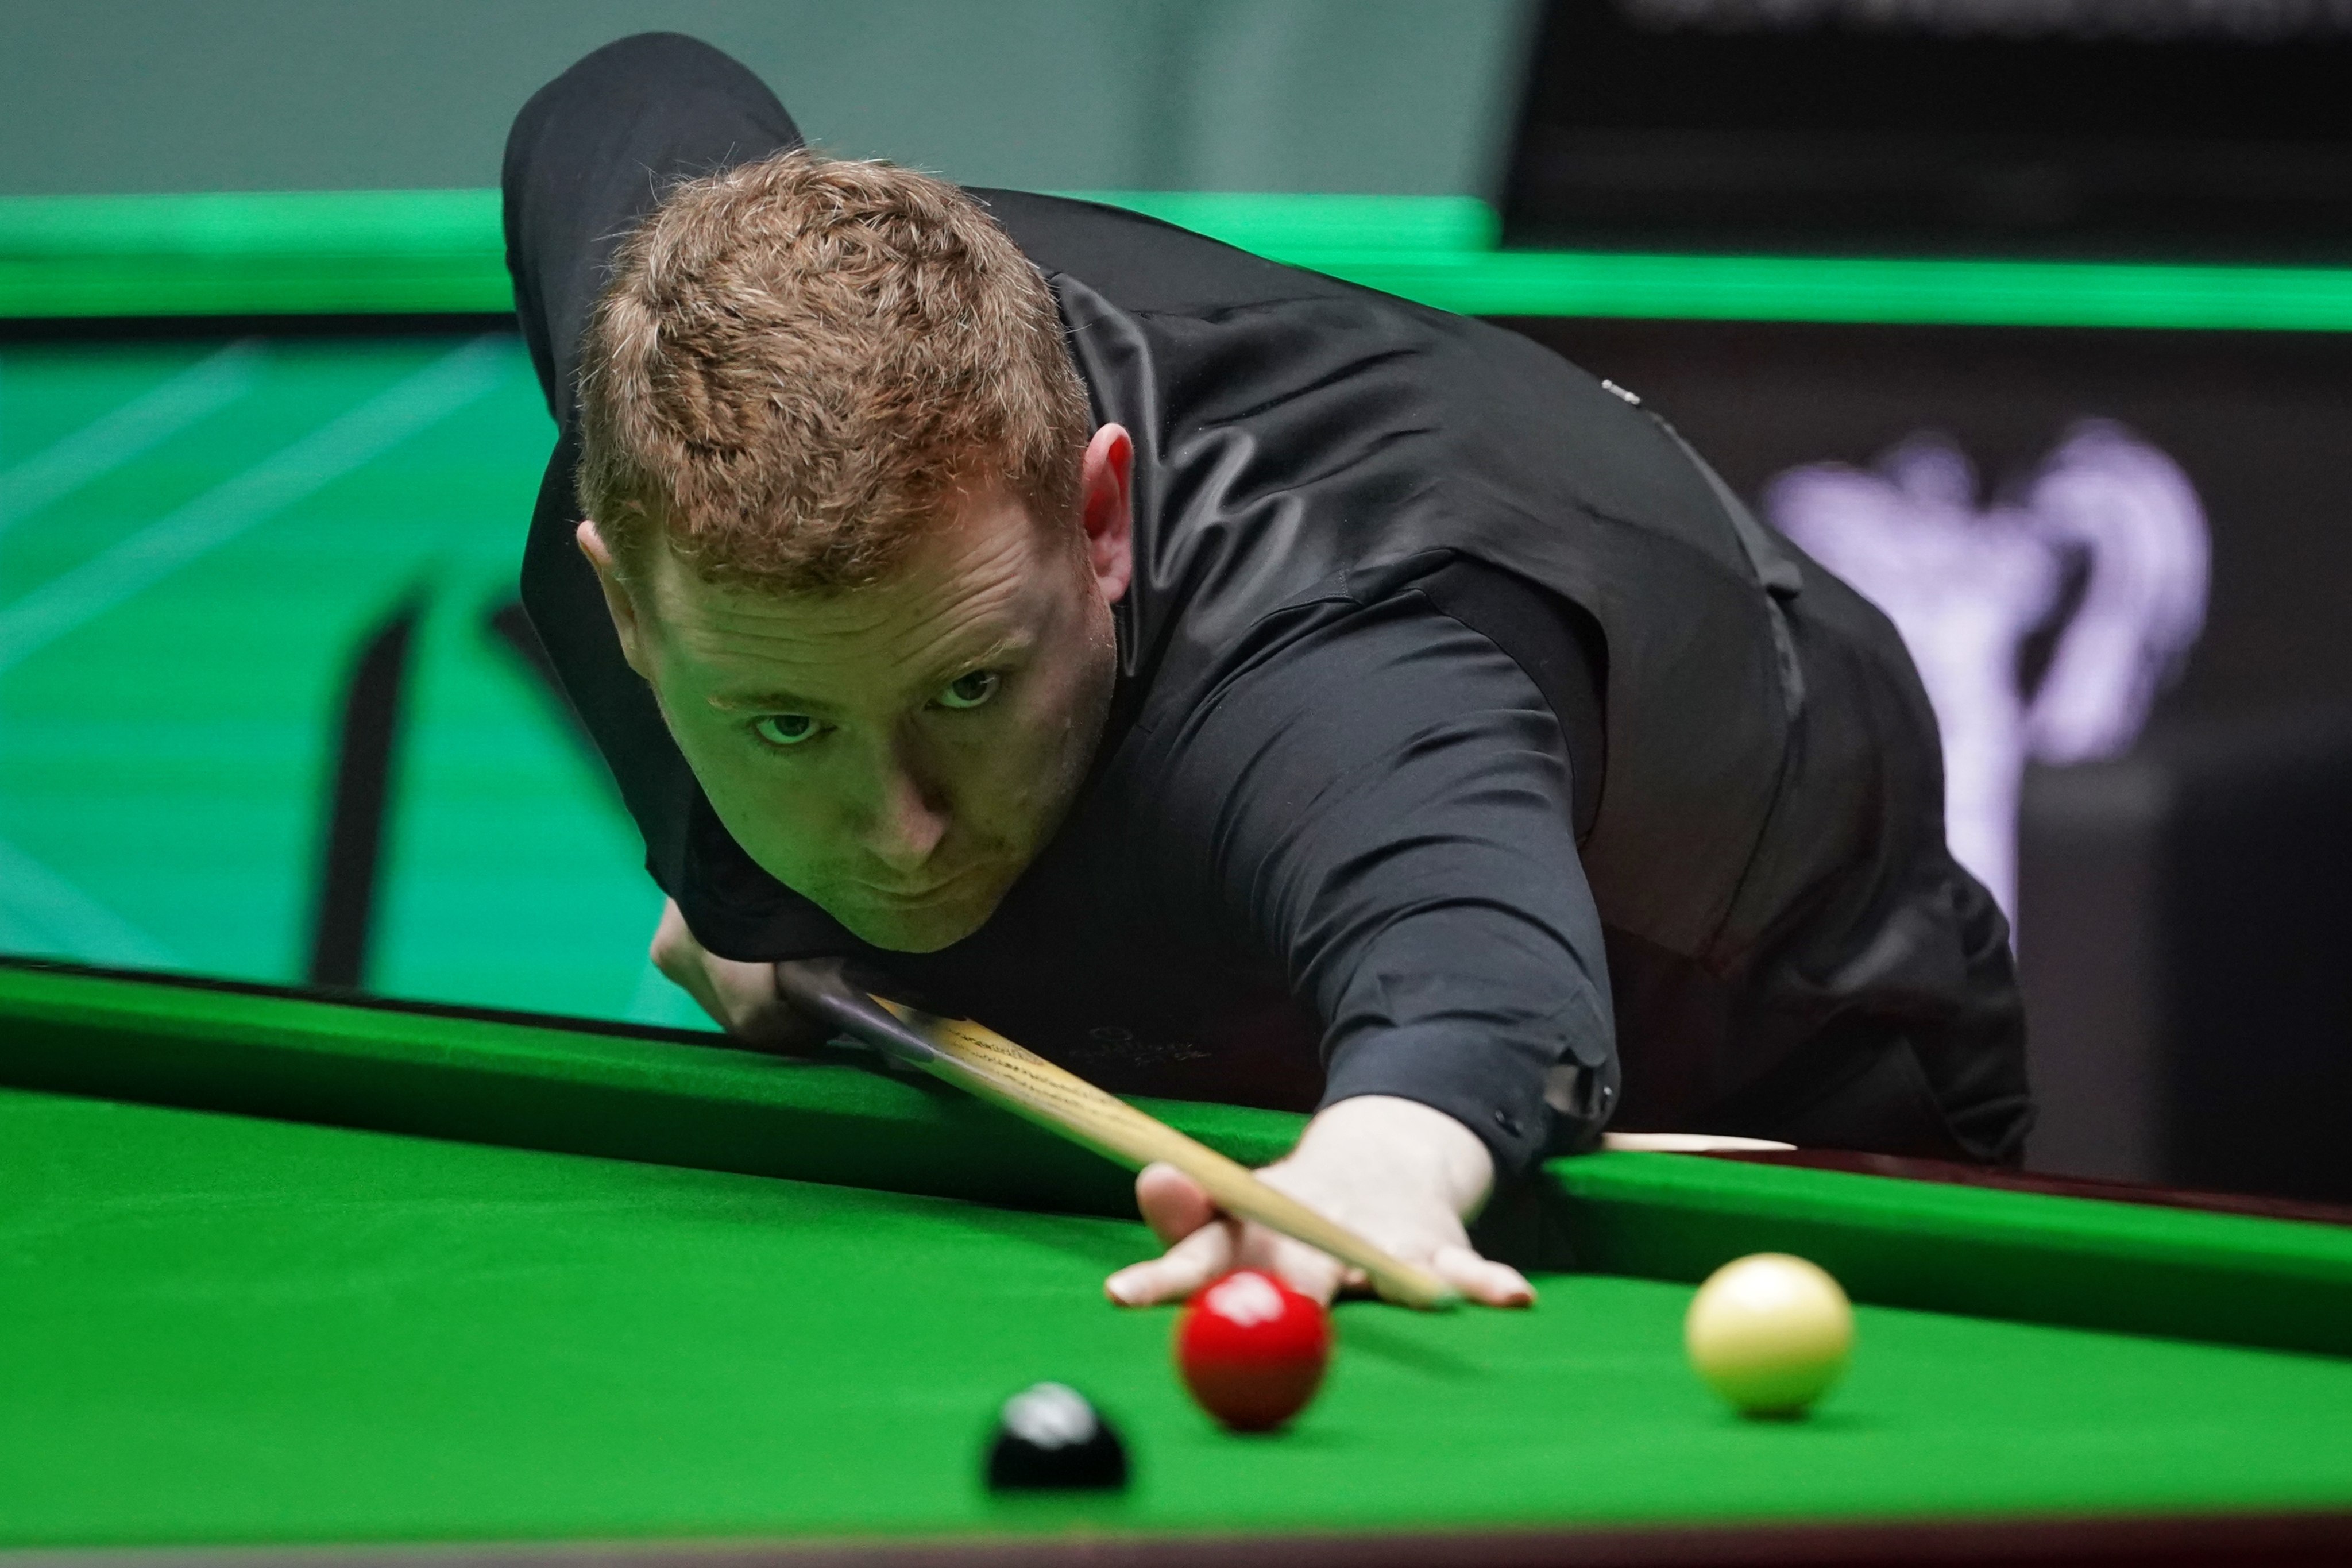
xmin=576 ymin=519 xmax=655 ymax=681
xmin=1077 ymin=423 xmax=1134 ymax=605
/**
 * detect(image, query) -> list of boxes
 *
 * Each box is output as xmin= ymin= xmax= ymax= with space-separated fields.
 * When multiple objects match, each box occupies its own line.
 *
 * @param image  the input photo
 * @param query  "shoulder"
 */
xmin=974 ymin=190 xmax=1694 ymax=513
xmin=971 ymin=188 xmax=1364 ymax=315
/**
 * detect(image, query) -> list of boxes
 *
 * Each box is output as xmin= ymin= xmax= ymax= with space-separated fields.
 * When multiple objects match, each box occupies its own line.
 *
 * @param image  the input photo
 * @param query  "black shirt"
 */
xmin=505 ymin=33 xmax=2034 ymax=1176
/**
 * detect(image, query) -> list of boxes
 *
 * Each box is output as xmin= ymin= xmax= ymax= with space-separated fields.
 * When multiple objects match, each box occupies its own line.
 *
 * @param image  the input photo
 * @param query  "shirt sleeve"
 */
xmin=1142 ymin=587 xmax=1617 ymax=1173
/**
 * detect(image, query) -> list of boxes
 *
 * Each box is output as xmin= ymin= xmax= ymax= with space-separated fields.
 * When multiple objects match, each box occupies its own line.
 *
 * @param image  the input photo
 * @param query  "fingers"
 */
xmin=1134 ymin=1163 xmax=1218 ymax=1247
xmin=1258 ymin=1235 xmax=1347 ymax=1306
xmin=1429 ymin=1245 xmax=1538 ymax=1309
xmin=1104 ymin=1216 xmax=1236 ymax=1306
xmin=648 ymin=899 xmax=705 ymax=988
xmin=650 ymin=901 xmax=729 ymax=1027
xmin=647 ymin=901 xmax=820 ymax=1050
xmin=710 ymin=960 xmax=801 ymax=1047
xmin=1111 ymin=1138 xmax=1539 ymax=1313
xmin=1113 ymin=1167 xmax=1351 ymax=1307
xmin=1106 ymin=1222 xmax=1532 ymax=1311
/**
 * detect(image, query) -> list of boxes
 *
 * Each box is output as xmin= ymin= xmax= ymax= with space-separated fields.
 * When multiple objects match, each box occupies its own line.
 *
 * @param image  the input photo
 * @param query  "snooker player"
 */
xmin=502 ymin=34 xmax=2031 ymax=1310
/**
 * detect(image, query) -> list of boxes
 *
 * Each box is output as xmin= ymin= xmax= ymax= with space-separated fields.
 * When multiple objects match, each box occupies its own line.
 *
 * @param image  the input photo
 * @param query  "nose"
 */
xmin=859 ymin=737 xmax=952 ymax=876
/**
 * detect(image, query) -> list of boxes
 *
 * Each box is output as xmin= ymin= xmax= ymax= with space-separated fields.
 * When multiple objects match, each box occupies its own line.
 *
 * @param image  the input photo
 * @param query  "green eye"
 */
xmin=753 ymin=714 xmax=821 ymax=747
xmin=939 ymin=670 xmax=1001 ymax=710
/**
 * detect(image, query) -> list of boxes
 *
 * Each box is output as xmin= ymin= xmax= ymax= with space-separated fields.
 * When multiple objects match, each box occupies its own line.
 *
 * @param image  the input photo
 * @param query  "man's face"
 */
xmin=585 ymin=430 xmax=1133 ymax=953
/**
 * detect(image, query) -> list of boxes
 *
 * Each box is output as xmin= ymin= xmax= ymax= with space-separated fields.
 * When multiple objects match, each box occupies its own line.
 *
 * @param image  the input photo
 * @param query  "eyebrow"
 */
xmin=707 ymin=688 xmax=834 ymax=714
xmin=705 ymin=632 xmax=1033 ymax=714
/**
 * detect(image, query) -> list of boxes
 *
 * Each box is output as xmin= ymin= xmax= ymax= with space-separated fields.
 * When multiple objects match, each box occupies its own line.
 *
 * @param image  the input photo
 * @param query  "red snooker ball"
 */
xmin=1173 ymin=1269 xmax=1332 ymax=1431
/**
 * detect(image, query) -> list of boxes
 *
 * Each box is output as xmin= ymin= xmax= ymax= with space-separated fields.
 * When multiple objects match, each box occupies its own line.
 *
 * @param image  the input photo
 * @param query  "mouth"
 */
xmin=849 ymin=868 xmax=988 ymax=907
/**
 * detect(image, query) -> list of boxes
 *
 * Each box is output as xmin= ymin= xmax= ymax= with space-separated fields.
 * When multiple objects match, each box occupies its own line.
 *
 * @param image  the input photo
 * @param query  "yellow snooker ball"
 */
xmin=1683 ymin=1253 xmax=1854 ymax=1418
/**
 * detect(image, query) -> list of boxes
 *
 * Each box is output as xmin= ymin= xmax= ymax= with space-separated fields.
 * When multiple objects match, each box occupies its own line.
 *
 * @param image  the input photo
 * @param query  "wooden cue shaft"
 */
xmin=875 ymin=1001 xmax=1457 ymax=1310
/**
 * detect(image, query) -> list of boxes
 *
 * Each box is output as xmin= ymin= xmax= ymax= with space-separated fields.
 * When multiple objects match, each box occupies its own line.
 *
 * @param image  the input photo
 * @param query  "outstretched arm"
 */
xmin=1107 ymin=579 xmax=1615 ymax=1306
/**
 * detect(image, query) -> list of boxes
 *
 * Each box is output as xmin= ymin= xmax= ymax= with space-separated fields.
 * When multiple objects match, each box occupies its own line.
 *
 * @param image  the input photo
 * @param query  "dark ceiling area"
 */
xmin=1503 ymin=0 xmax=2352 ymax=258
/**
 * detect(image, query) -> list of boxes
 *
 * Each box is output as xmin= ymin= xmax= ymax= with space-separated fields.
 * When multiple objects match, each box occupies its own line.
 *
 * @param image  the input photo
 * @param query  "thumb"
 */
xmin=1134 ymin=1161 xmax=1218 ymax=1246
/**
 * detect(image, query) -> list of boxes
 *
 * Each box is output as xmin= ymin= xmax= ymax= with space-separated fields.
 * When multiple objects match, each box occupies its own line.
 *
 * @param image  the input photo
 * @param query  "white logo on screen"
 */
xmin=1765 ymin=421 xmax=2208 ymax=930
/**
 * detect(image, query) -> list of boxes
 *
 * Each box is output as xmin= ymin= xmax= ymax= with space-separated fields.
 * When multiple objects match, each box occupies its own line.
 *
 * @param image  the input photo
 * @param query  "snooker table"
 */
xmin=6 ymin=959 xmax=2352 ymax=1568
xmin=9 ymin=191 xmax=2352 ymax=1565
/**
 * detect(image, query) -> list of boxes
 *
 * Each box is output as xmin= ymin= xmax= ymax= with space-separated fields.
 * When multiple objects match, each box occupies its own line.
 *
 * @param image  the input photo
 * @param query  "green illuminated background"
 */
xmin=0 ymin=333 xmax=697 ymax=1022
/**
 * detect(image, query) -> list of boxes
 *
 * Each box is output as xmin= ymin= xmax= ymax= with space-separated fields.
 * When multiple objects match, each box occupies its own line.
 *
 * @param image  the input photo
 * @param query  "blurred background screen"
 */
xmin=1501 ymin=1 xmax=2352 ymax=1202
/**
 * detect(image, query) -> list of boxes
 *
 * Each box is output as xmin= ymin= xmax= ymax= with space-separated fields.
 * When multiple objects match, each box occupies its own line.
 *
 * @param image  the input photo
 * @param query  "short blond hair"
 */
xmin=576 ymin=150 xmax=1092 ymax=592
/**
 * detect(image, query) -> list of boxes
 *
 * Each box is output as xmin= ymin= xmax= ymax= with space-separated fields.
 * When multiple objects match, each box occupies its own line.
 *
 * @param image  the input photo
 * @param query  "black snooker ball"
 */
xmin=984 ymin=1382 xmax=1129 ymax=1491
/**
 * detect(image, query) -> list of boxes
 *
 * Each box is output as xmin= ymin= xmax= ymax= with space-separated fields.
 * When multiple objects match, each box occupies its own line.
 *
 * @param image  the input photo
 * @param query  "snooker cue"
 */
xmin=774 ymin=958 xmax=1459 ymax=1311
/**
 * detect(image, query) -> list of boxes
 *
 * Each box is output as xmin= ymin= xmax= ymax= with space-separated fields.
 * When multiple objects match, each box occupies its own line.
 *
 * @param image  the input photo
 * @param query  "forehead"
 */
xmin=643 ymin=491 xmax=1059 ymax=686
